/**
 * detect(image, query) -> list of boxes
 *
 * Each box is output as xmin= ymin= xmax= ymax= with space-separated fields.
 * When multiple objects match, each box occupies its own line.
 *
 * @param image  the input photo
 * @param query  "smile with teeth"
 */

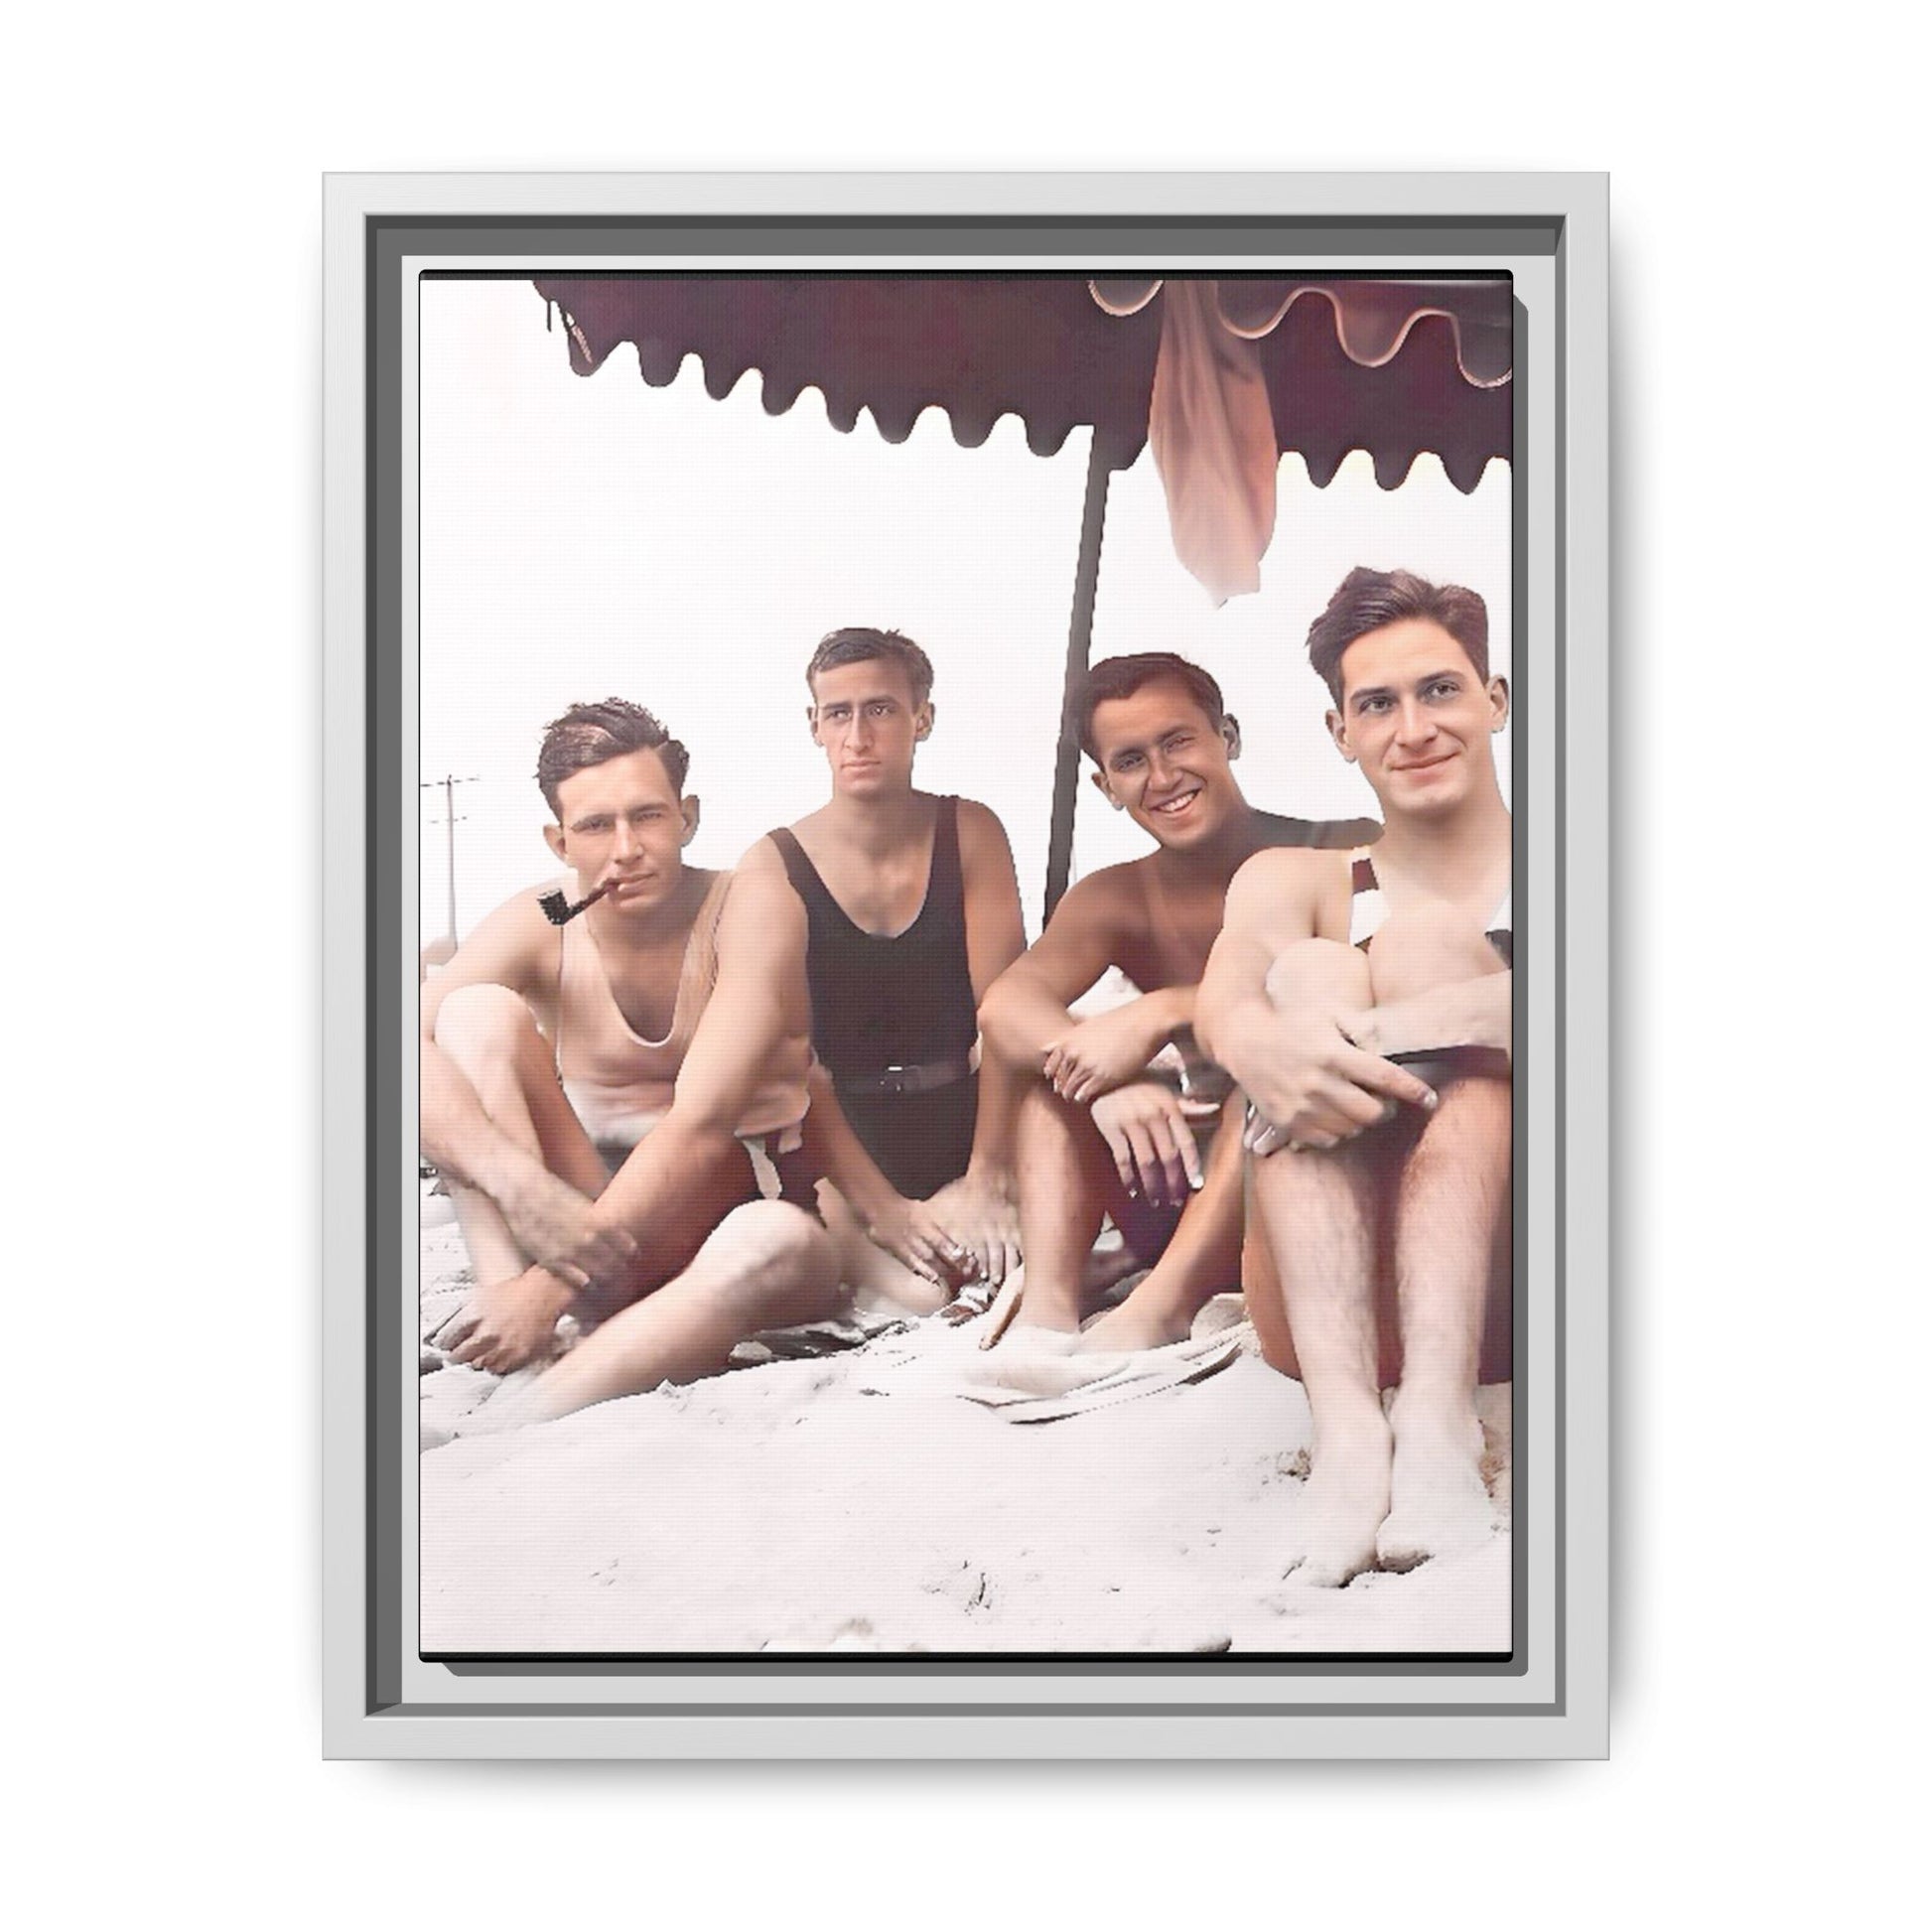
xmin=1151 ymin=788 xmax=1200 ymax=816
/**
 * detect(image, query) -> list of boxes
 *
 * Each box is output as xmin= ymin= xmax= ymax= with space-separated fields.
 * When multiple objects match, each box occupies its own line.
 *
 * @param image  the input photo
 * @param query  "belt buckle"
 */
xmin=878 ymin=1063 xmax=911 ymax=1096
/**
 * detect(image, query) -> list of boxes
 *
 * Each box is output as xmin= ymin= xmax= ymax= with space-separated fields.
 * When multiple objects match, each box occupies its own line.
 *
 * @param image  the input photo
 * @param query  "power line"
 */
xmin=420 ymin=774 xmax=481 ymax=945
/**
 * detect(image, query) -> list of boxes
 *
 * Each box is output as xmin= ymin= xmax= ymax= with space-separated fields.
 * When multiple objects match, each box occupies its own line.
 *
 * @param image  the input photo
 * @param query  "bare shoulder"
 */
xmin=954 ymin=795 xmax=1016 ymax=856
xmin=720 ymin=860 xmax=805 ymax=931
xmin=1057 ymin=859 xmax=1141 ymax=920
xmin=1035 ymin=861 xmax=1141 ymax=952
xmin=459 ymin=885 xmax=561 ymax=975
xmin=733 ymin=831 xmax=789 ymax=878
xmin=420 ymin=885 xmax=560 ymax=1028
xmin=1227 ymin=844 xmax=1348 ymax=909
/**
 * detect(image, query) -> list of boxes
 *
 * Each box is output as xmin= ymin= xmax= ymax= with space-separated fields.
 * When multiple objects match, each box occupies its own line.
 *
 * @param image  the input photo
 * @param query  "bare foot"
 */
xmin=1078 ymin=1297 xmax=1190 ymax=1353
xmin=1289 ymin=1410 xmax=1393 ymax=1587
xmin=1376 ymin=1396 xmax=1492 ymax=1572
xmin=1008 ymin=1290 xmax=1083 ymax=1337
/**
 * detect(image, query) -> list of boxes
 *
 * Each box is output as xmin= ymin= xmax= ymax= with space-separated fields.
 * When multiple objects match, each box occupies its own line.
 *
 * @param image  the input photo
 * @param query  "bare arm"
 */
xmin=953 ymin=800 xmax=1029 ymax=1177
xmin=589 ymin=869 xmax=803 ymax=1248
xmin=1194 ymin=851 xmax=1343 ymax=1076
xmin=978 ymin=872 xmax=1121 ymax=1068
xmin=1200 ymin=852 xmax=1436 ymax=1149
xmin=417 ymin=888 xmax=560 ymax=1193
xmin=956 ymin=798 xmax=1028 ymax=1008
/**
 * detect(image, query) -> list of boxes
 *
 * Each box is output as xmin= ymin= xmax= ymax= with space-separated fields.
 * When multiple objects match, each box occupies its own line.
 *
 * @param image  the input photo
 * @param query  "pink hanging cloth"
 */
xmin=1099 ymin=278 xmax=1280 ymax=604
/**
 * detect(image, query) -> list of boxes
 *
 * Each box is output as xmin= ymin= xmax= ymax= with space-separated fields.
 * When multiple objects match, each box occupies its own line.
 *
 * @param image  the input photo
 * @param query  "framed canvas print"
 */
xmin=322 ymin=171 xmax=1608 ymax=1757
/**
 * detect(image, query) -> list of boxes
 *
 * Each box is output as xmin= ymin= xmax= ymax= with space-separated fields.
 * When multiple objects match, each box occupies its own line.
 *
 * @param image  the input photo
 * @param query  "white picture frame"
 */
xmin=323 ymin=170 xmax=1608 ymax=1758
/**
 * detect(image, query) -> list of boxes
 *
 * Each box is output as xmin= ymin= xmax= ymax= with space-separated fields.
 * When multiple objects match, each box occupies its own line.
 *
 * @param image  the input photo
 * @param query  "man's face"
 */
xmin=1326 ymin=618 xmax=1507 ymax=817
xmin=542 ymin=746 xmax=697 ymax=911
xmin=1087 ymin=678 xmax=1243 ymax=851
xmin=807 ymin=657 xmax=930 ymax=799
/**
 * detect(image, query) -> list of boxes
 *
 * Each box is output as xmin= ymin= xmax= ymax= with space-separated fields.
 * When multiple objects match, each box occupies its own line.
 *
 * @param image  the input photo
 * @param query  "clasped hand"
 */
xmin=1236 ymin=1013 xmax=1437 ymax=1155
xmin=498 ymin=1162 xmax=638 ymax=1295
xmin=922 ymin=1169 xmax=1022 ymax=1285
xmin=865 ymin=1192 xmax=981 ymax=1289
xmin=1041 ymin=1002 xmax=1161 ymax=1106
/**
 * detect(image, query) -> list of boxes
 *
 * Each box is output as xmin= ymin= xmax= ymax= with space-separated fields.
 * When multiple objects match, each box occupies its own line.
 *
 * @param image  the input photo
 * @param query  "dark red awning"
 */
xmin=531 ymin=273 xmax=1511 ymax=491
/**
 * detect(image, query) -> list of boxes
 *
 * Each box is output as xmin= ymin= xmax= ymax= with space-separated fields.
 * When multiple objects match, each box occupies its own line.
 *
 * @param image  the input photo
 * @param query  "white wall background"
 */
xmin=8 ymin=6 xmax=1919 ymax=1926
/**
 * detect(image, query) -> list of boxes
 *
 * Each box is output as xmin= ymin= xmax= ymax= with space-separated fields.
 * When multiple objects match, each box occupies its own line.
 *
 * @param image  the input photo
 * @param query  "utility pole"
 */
xmin=421 ymin=774 xmax=481 ymax=946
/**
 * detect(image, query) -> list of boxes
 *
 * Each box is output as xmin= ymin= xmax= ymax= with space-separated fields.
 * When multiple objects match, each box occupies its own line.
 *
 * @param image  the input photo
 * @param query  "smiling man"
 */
xmin=417 ymin=698 xmax=857 ymax=1412
xmin=978 ymin=652 xmax=1374 ymax=1344
xmin=739 ymin=626 xmax=1029 ymax=1294
xmin=1196 ymin=569 xmax=1513 ymax=1587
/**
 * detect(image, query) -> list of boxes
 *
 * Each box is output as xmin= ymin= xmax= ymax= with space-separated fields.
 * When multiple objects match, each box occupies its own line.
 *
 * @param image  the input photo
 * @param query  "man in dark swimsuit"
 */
xmin=978 ymin=651 xmax=1377 ymax=1348
xmin=1197 ymin=569 xmax=1514 ymax=1587
xmin=738 ymin=627 xmax=1029 ymax=1292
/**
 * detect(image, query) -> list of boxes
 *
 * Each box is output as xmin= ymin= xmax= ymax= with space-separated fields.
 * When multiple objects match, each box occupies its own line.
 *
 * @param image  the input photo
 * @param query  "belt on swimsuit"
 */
xmin=833 ymin=1044 xmax=979 ymax=1098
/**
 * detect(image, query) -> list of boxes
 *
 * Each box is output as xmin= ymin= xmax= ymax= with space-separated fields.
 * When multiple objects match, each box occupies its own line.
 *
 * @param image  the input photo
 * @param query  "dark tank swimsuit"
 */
xmin=767 ymin=795 xmax=980 ymax=1200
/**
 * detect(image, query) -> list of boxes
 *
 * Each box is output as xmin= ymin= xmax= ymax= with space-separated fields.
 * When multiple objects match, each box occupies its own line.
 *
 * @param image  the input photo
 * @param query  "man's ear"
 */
xmin=805 ymin=704 xmax=823 ymax=745
xmin=1220 ymin=713 xmax=1243 ymax=761
xmin=1487 ymin=676 xmax=1510 ymax=732
xmin=913 ymin=701 xmax=934 ymax=742
xmin=1088 ymin=765 xmax=1124 ymax=811
xmin=542 ymin=821 xmax=568 ymax=863
xmin=1325 ymin=708 xmax=1355 ymax=762
xmin=680 ymin=794 xmax=702 ymax=846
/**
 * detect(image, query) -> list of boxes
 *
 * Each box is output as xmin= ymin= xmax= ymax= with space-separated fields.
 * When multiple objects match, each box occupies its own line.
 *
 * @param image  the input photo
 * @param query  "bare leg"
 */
xmin=488 ymin=1201 xmax=844 ymax=1428
xmin=1246 ymin=939 xmax=1395 ymax=1586
xmin=816 ymin=1183 xmax=954 ymax=1317
xmin=1078 ymin=1094 xmax=1247 ymax=1350
xmin=1251 ymin=1134 xmax=1393 ymax=1586
xmin=432 ymin=983 xmax=608 ymax=1283
xmin=1008 ymin=1081 xmax=1121 ymax=1332
xmin=1377 ymin=1071 xmax=1511 ymax=1570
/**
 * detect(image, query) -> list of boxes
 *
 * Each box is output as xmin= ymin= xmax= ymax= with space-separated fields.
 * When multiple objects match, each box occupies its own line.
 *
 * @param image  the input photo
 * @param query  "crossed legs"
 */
xmin=483 ymin=1200 xmax=846 ymax=1429
xmin=431 ymin=983 xmax=843 ymax=1418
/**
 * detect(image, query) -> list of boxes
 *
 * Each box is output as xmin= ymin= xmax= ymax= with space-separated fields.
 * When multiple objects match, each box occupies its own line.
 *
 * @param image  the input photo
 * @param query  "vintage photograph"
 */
xmin=412 ymin=270 xmax=1516 ymax=1657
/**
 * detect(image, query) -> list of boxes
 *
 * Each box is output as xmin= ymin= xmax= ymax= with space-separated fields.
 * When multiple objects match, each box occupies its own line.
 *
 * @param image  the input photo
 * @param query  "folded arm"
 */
xmin=589 ymin=870 xmax=802 ymax=1256
xmin=1199 ymin=852 xmax=1436 ymax=1151
xmin=981 ymin=871 xmax=1182 ymax=1096
xmin=1348 ymin=970 xmax=1513 ymax=1062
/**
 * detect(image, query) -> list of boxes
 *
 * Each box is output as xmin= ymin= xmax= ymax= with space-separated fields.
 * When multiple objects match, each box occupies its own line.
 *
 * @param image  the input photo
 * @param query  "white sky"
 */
xmin=419 ymin=277 xmax=1511 ymax=946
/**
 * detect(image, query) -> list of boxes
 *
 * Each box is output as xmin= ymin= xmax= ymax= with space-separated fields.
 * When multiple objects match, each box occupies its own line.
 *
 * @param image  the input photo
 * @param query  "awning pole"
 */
xmin=1042 ymin=438 xmax=1112 ymax=925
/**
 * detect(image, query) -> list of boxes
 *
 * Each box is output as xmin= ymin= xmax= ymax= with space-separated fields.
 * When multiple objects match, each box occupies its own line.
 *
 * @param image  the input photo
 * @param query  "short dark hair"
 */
xmin=1306 ymin=568 xmax=1491 ymax=705
xmin=534 ymin=698 xmax=689 ymax=816
xmin=1076 ymin=652 xmax=1227 ymax=759
xmin=806 ymin=626 xmax=935 ymax=706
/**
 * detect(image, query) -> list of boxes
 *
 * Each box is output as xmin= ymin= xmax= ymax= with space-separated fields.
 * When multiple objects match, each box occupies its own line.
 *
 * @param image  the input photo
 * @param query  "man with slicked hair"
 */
xmin=739 ymin=626 xmax=1030 ymax=1299
xmin=978 ymin=651 xmax=1375 ymax=1349
xmin=417 ymin=697 xmax=930 ymax=1428
xmin=1197 ymin=568 xmax=1513 ymax=1587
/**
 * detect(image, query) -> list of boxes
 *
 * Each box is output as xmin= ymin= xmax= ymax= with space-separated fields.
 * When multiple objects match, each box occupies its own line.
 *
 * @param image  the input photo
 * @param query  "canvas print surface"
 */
xmin=414 ymin=272 xmax=1515 ymax=1658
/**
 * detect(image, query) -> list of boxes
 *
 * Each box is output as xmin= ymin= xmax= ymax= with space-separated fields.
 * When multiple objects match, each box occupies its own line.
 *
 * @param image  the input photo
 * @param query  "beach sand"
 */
xmin=417 ymin=1186 xmax=1512 ymax=1656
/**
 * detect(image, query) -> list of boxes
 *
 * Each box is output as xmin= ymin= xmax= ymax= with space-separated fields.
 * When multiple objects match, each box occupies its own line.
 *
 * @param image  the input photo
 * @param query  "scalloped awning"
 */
xmin=532 ymin=273 xmax=1510 ymax=604
xmin=532 ymin=273 xmax=1510 ymax=476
